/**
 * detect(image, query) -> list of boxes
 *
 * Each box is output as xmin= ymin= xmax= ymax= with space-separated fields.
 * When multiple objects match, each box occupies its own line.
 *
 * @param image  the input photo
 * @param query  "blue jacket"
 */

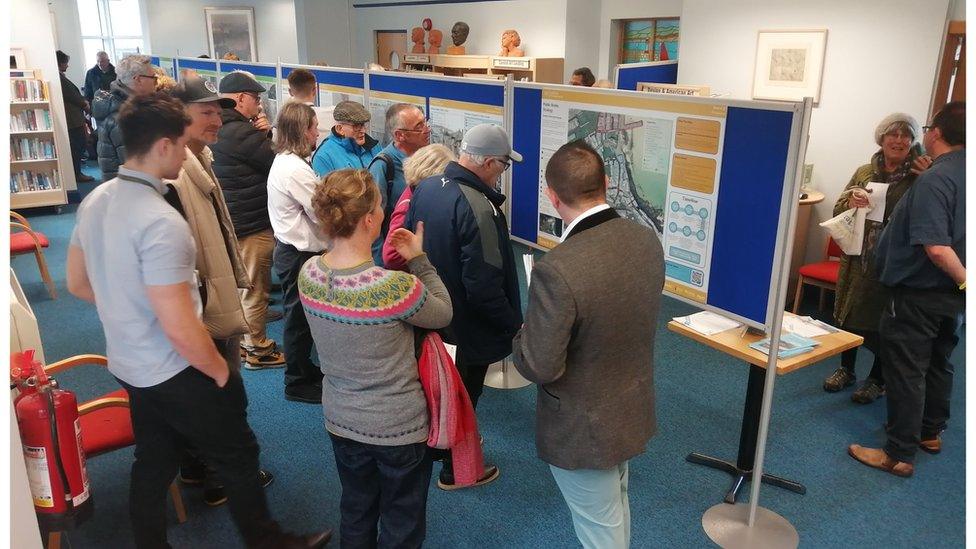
xmin=311 ymin=128 xmax=382 ymax=177
xmin=368 ymin=142 xmax=408 ymax=263
xmin=405 ymin=162 xmax=523 ymax=364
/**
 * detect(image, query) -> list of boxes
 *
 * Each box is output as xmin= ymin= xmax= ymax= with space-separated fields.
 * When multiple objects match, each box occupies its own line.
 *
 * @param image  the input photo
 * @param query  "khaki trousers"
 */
xmin=238 ymin=228 xmax=276 ymax=354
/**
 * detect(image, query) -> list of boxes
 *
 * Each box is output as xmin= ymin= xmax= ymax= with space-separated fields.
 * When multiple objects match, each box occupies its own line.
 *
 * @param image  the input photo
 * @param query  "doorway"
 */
xmin=375 ymin=30 xmax=407 ymax=70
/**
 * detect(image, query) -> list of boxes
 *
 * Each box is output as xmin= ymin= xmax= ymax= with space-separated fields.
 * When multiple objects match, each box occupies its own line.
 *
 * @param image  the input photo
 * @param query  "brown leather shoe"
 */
xmin=848 ymin=444 xmax=914 ymax=477
xmin=920 ymin=435 xmax=942 ymax=454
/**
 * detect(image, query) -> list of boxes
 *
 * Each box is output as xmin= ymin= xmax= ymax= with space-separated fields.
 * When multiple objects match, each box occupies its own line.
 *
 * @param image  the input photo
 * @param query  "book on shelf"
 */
xmin=10 ymin=109 xmax=53 ymax=132
xmin=10 ymin=169 xmax=61 ymax=193
xmin=10 ymin=137 xmax=56 ymax=161
xmin=10 ymin=79 xmax=49 ymax=102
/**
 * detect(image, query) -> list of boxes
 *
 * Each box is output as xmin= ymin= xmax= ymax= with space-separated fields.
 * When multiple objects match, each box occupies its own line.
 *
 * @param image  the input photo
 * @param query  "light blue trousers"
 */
xmin=550 ymin=461 xmax=630 ymax=549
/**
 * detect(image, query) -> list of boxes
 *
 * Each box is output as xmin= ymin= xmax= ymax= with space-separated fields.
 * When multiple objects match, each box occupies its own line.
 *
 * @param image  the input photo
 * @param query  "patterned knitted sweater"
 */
xmin=299 ymin=253 xmax=453 ymax=446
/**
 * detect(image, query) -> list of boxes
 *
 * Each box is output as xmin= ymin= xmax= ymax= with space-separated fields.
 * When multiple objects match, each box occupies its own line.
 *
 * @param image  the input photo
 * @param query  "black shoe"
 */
xmin=266 ymin=308 xmax=284 ymax=322
xmin=851 ymin=379 xmax=885 ymax=404
xmin=179 ymin=460 xmax=206 ymax=485
xmin=285 ymin=385 xmax=322 ymax=404
xmin=204 ymin=469 xmax=274 ymax=507
xmin=75 ymin=173 xmax=95 ymax=182
xmin=823 ymin=368 xmax=856 ymax=392
xmin=266 ymin=530 xmax=333 ymax=548
xmin=437 ymin=463 xmax=500 ymax=490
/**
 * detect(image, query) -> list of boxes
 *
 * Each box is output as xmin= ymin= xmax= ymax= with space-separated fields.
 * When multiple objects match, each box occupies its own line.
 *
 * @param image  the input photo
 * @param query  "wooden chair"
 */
xmin=10 ymin=211 xmax=57 ymax=299
xmin=42 ymin=355 xmax=187 ymax=549
xmin=792 ymin=237 xmax=843 ymax=314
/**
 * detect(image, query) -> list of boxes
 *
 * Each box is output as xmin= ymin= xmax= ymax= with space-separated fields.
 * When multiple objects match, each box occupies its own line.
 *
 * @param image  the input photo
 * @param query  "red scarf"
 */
xmin=417 ymin=332 xmax=484 ymax=486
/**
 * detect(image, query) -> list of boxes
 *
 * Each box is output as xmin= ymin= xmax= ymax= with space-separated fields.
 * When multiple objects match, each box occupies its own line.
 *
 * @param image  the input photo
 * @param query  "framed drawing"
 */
xmin=204 ymin=7 xmax=257 ymax=62
xmin=752 ymin=29 xmax=827 ymax=105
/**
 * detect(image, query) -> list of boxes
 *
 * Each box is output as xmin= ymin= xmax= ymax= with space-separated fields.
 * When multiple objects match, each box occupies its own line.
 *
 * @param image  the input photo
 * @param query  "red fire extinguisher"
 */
xmin=11 ymin=350 xmax=94 ymax=530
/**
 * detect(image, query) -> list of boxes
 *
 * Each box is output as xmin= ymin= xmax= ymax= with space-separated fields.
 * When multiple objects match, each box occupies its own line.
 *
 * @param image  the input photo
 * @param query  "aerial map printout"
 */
xmin=537 ymin=88 xmax=728 ymax=303
xmin=429 ymin=98 xmax=504 ymax=156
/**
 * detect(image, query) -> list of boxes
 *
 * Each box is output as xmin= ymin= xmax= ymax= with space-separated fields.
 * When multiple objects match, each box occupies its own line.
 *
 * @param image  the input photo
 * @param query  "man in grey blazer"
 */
xmin=512 ymin=140 xmax=664 ymax=549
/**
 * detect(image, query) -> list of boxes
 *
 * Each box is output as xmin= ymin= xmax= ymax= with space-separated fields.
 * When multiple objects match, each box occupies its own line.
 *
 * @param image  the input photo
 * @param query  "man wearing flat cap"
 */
xmin=311 ymin=100 xmax=383 ymax=177
xmin=405 ymin=123 xmax=523 ymax=490
xmin=211 ymin=70 xmax=287 ymax=370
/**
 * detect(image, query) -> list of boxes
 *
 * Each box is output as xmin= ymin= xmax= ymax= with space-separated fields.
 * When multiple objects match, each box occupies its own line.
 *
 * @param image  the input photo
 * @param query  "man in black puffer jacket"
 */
xmin=211 ymin=71 xmax=285 ymax=369
xmin=91 ymin=54 xmax=157 ymax=180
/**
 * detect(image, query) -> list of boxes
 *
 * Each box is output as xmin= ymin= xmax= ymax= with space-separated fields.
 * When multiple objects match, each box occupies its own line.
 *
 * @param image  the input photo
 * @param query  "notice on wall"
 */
xmin=318 ymin=84 xmax=364 ymax=111
xmin=536 ymin=88 xmax=728 ymax=303
xmin=429 ymin=98 xmax=504 ymax=157
xmin=368 ymin=91 xmax=426 ymax=145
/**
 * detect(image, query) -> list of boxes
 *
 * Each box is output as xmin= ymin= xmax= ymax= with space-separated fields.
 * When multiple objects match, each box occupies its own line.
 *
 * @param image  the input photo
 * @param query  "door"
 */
xmin=376 ymin=30 xmax=407 ymax=70
xmin=931 ymin=21 xmax=965 ymax=118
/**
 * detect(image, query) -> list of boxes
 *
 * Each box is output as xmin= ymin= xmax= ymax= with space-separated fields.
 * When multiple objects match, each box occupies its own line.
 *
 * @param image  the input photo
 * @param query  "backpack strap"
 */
xmin=368 ymin=153 xmax=397 ymax=234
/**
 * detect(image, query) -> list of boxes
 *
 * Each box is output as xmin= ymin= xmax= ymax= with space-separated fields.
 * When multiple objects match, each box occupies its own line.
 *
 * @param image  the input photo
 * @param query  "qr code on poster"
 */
xmin=691 ymin=270 xmax=704 ymax=287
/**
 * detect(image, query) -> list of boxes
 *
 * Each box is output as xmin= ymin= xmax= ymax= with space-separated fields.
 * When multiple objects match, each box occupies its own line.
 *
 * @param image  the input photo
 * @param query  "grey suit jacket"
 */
xmin=512 ymin=209 xmax=664 ymax=470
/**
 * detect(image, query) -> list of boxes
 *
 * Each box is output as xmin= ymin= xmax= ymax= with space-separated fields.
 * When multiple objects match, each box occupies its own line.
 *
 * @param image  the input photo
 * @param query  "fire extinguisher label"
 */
xmin=73 ymin=419 xmax=91 ymax=506
xmin=23 ymin=445 xmax=54 ymax=508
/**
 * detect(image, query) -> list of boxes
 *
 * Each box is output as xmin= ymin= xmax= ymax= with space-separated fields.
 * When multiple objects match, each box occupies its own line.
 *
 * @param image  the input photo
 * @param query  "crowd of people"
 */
xmin=58 ymin=49 xmax=965 ymax=548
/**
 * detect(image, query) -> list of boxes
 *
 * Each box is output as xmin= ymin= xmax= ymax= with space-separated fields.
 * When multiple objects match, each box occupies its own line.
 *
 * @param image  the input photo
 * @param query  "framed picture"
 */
xmin=752 ymin=29 xmax=827 ymax=105
xmin=10 ymin=47 xmax=26 ymax=69
xmin=204 ymin=7 xmax=257 ymax=62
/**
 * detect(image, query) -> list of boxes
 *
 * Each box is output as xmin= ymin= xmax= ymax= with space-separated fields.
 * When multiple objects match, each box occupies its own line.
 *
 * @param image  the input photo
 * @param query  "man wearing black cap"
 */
xmin=211 ymin=70 xmax=286 ymax=369
xmin=405 ymin=123 xmax=523 ymax=490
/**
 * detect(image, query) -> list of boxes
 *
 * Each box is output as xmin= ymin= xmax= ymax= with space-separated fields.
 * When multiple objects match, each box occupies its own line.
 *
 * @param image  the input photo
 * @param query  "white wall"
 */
xmin=295 ymin=0 xmax=353 ymax=66
xmin=50 ymin=0 xmax=87 ymax=86
xmin=146 ymin=0 xmax=299 ymax=62
xmin=350 ymin=0 xmax=568 ymax=68
xmin=564 ymin=0 xmax=602 ymax=83
xmin=597 ymin=0 xmax=683 ymax=80
xmin=678 ymin=0 xmax=950 ymax=264
xmin=13 ymin=0 xmax=78 ymax=192
xmin=949 ymin=0 xmax=965 ymax=19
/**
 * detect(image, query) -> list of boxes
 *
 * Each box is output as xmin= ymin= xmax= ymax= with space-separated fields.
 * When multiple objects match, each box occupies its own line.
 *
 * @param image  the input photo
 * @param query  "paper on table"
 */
xmin=523 ymin=254 xmax=534 ymax=286
xmin=674 ymin=310 xmax=742 ymax=335
xmin=782 ymin=314 xmax=831 ymax=338
xmin=865 ymin=182 xmax=889 ymax=223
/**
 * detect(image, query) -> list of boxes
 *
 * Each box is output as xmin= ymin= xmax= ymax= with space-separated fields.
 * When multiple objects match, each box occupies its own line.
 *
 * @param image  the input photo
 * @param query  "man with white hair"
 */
xmin=404 ymin=123 xmax=523 ymax=490
xmin=92 ymin=54 xmax=158 ymax=180
xmin=84 ymin=50 xmax=116 ymax=103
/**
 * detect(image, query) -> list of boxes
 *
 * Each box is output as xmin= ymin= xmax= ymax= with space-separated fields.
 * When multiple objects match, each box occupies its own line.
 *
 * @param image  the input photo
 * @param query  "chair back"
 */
xmin=825 ymin=237 xmax=844 ymax=260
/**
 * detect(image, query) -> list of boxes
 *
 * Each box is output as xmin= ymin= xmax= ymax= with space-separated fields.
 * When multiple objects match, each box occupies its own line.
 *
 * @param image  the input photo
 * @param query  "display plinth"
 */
xmin=702 ymin=503 xmax=798 ymax=549
xmin=484 ymin=357 xmax=532 ymax=389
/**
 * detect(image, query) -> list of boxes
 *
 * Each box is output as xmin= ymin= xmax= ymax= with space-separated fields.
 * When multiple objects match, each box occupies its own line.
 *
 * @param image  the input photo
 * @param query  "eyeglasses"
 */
xmin=493 ymin=157 xmax=511 ymax=171
xmin=397 ymin=120 xmax=431 ymax=133
xmin=922 ymin=125 xmax=933 ymax=133
xmin=340 ymin=122 xmax=367 ymax=130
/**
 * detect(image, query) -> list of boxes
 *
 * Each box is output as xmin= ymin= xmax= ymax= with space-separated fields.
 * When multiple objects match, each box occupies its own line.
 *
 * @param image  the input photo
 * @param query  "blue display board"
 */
xmin=282 ymin=65 xmax=364 ymax=90
xmin=510 ymin=83 xmax=805 ymax=327
xmin=174 ymin=57 xmax=218 ymax=82
xmin=615 ymin=61 xmax=679 ymax=91
xmin=218 ymin=61 xmax=277 ymax=78
xmin=368 ymin=73 xmax=504 ymax=108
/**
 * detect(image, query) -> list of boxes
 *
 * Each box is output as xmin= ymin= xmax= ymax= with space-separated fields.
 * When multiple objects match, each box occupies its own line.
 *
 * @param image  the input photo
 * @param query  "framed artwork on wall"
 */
xmin=752 ymin=29 xmax=827 ymax=105
xmin=204 ymin=7 xmax=257 ymax=62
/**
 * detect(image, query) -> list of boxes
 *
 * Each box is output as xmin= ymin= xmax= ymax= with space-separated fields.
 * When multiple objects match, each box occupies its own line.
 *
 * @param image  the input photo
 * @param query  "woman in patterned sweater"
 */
xmin=298 ymin=168 xmax=452 ymax=548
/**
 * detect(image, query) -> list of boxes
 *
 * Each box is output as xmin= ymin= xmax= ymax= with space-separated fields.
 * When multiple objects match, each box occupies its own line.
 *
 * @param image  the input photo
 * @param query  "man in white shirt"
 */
xmin=287 ymin=68 xmax=333 ymax=146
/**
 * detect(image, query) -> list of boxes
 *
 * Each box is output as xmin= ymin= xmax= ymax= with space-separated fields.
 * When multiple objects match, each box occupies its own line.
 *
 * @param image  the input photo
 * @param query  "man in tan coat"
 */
xmin=168 ymin=79 xmax=274 ymax=506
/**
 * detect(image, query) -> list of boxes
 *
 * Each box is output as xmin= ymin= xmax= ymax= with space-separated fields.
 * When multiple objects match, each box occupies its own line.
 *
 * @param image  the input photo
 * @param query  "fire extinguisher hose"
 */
xmin=44 ymin=388 xmax=75 ymax=512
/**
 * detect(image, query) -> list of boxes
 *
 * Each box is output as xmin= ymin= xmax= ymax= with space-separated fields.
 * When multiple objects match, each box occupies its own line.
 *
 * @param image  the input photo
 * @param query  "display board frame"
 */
xmin=614 ymin=59 xmax=679 ymax=91
xmin=509 ymin=80 xmax=811 ymax=330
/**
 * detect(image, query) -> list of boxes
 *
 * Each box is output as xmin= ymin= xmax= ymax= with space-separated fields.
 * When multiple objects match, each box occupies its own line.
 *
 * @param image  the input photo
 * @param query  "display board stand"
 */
xmin=613 ymin=60 xmax=678 ymax=90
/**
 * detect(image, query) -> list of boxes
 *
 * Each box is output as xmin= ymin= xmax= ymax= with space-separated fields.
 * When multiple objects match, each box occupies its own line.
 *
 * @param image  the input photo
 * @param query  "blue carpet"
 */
xmin=12 ymin=163 xmax=966 ymax=548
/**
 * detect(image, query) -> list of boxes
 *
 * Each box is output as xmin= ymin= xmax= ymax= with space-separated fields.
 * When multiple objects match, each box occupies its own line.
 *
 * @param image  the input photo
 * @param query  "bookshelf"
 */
xmin=9 ymin=69 xmax=67 ymax=210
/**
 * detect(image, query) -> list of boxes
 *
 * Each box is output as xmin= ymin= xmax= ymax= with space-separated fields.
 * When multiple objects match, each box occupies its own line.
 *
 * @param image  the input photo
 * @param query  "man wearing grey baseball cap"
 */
xmin=404 ymin=123 xmax=523 ymax=490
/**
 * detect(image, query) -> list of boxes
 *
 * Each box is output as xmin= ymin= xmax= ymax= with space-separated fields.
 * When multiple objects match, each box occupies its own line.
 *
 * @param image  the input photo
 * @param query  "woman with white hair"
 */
xmin=382 ymin=143 xmax=456 ymax=270
xmin=91 ymin=54 xmax=159 ymax=180
xmin=822 ymin=113 xmax=931 ymax=403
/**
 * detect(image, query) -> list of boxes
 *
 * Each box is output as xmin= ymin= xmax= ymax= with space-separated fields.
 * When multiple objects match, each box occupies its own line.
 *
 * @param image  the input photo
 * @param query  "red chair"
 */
xmin=10 ymin=211 xmax=57 ymax=299
xmin=792 ymin=237 xmax=843 ymax=313
xmin=41 ymin=354 xmax=187 ymax=549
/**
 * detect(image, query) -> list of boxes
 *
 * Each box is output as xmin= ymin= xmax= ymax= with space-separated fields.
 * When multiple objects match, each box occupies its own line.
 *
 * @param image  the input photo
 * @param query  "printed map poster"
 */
xmin=254 ymin=74 xmax=279 ymax=126
xmin=318 ymin=84 xmax=363 ymax=111
xmin=368 ymin=91 xmax=426 ymax=145
xmin=429 ymin=98 xmax=504 ymax=157
xmin=538 ymin=88 xmax=727 ymax=303
xmin=157 ymin=57 xmax=176 ymax=79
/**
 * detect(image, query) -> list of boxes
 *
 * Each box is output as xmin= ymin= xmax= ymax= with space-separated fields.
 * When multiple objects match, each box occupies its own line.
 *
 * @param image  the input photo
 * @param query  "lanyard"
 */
xmin=117 ymin=173 xmax=161 ymax=193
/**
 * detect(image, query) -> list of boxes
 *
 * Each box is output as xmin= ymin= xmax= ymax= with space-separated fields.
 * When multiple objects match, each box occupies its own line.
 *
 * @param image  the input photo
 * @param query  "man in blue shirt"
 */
xmin=67 ymin=93 xmax=331 ymax=548
xmin=849 ymin=101 xmax=966 ymax=478
xmin=368 ymin=103 xmax=430 ymax=263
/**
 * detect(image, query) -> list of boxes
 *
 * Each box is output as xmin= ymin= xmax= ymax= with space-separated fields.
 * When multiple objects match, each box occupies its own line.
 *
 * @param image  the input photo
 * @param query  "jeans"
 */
xmin=550 ymin=462 xmax=631 ymax=549
xmin=68 ymin=125 xmax=86 ymax=176
xmin=329 ymin=433 xmax=432 ymax=549
xmin=120 ymin=367 xmax=278 ymax=548
xmin=881 ymin=288 xmax=965 ymax=463
xmin=239 ymin=229 xmax=277 ymax=355
xmin=272 ymin=240 xmax=322 ymax=390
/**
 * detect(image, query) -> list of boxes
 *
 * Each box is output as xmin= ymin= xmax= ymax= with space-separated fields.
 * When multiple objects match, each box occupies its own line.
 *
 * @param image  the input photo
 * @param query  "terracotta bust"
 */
xmin=410 ymin=27 xmax=426 ymax=53
xmin=427 ymin=29 xmax=443 ymax=54
xmin=446 ymin=21 xmax=469 ymax=55
xmin=499 ymin=29 xmax=524 ymax=57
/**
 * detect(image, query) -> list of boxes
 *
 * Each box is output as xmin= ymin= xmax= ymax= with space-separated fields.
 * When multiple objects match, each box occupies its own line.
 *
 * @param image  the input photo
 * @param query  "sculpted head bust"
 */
xmin=451 ymin=22 xmax=470 ymax=46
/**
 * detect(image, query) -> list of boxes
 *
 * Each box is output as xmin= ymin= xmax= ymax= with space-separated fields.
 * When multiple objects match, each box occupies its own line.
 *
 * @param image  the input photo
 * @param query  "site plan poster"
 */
xmin=429 ymin=98 xmax=504 ymax=157
xmin=537 ymin=88 xmax=727 ymax=304
xmin=318 ymin=84 xmax=363 ymax=112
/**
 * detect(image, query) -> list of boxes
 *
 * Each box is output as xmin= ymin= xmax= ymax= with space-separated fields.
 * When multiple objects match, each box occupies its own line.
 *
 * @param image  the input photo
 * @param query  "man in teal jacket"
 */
xmin=311 ymin=101 xmax=382 ymax=176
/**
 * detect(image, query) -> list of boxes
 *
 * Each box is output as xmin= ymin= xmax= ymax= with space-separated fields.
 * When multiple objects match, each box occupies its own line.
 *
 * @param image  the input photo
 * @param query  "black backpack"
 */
xmin=368 ymin=153 xmax=397 ymax=237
